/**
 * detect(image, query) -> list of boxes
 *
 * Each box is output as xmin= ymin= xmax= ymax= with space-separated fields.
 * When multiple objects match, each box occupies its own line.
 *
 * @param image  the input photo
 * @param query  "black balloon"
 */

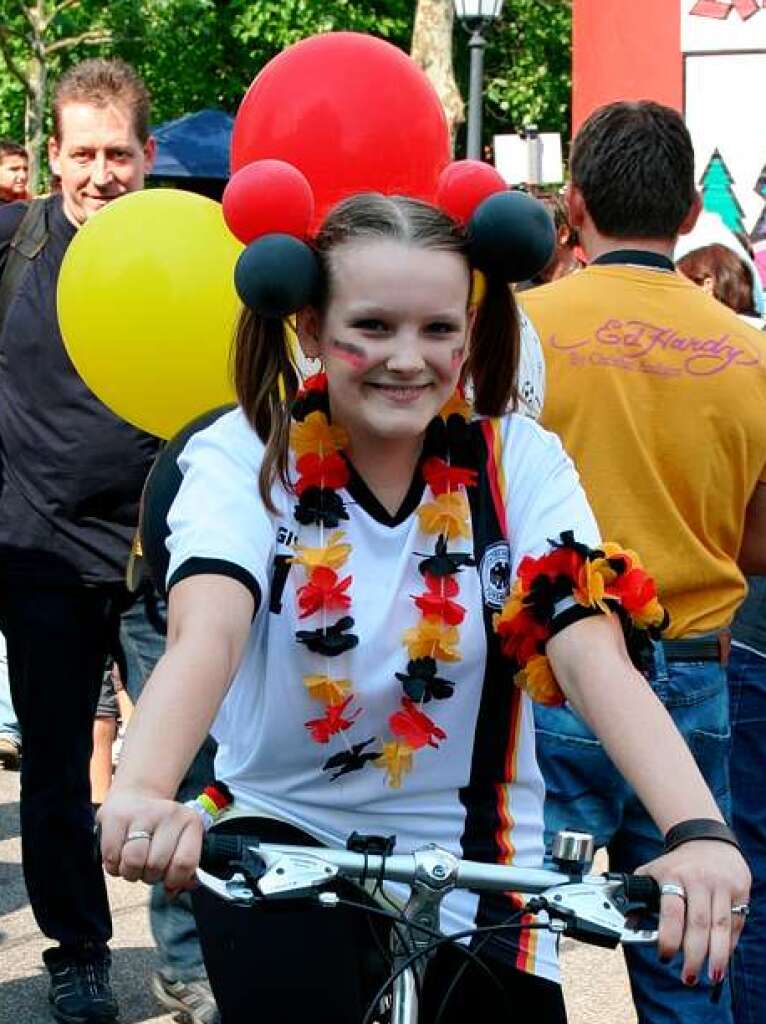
xmin=234 ymin=233 xmax=321 ymax=317
xmin=468 ymin=190 xmax=556 ymax=283
xmin=140 ymin=405 xmax=235 ymax=594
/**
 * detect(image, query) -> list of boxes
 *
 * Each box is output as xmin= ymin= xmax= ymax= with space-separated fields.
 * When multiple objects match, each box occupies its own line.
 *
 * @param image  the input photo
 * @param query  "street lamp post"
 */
xmin=453 ymin=1 xmax=505 ymax=160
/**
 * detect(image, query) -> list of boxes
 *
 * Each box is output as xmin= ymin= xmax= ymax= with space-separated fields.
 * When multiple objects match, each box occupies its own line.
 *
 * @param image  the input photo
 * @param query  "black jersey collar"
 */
xmin=591 ymin=249 xmax=675 ymax=272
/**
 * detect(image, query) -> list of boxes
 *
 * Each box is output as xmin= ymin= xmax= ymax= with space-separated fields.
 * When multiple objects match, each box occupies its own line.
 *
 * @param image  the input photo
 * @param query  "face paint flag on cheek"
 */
xmin=330 ymin=339 xmax=369 ymax=370
xmin=450 ymin=347 xmax=465 ymax=369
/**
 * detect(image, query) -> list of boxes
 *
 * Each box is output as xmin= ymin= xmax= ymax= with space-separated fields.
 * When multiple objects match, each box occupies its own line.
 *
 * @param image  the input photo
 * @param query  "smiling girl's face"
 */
xmin=298 ymin=238 xmax=473 ymax=459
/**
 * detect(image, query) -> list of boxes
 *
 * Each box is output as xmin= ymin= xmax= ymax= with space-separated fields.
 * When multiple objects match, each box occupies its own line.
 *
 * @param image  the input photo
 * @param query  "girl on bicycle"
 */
xmin=100 ymin=192 xmax=749 ymax=1022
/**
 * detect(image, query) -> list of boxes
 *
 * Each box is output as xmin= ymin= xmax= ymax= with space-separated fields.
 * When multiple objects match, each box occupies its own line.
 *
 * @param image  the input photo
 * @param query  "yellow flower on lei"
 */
xmin=402 ymin=616 xmax=461 ymax=662
xmin=439 ymin=392 xmax=472 ymax=422
xmin=303 ymin=674 xmax=352 ymax=706
xmin=602 ymin=541 xmax=642 ymax=566
xmin=375 ymin=740 xmax=415 ymax=788
xmin=632 ymin=596 xmax=666 ymax=629
xmin=573 ymin=557 xmax=611 ymax=614
xmin=291 ymin=411 xmax=349 ymax=458
xmin=514 ymin=655 xmax=565 ymax=707
xmin=291 ymin=530 xmax=351 ymax=571
xmin=492 ymin=579 xmax=524 ymax=631
xmin=416 ymin=491 xmax=471 ymax=540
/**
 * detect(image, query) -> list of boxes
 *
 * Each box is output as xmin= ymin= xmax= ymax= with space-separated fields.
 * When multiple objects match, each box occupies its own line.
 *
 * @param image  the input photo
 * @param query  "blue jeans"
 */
xmin=727 ymin=645 xmax=766 ymax=1024
xmin=120 ymin=586 xmax=217 ymax=982
xmin=534 ymin=644 xmax=732 ymax=1024
xmin=0 ymin=629 xmax=21 ymax=742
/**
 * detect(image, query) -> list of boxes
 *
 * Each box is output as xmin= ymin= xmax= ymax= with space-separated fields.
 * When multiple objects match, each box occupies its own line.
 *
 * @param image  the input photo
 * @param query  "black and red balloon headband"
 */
xmin=220 ymin=32 xmax=555 ymax=319
xmin=223 ymin=158 xmax=555 ymax=318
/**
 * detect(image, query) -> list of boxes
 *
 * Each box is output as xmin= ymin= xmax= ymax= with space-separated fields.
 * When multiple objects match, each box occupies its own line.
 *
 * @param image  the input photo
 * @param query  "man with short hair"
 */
xmin=0 ymin=59 xmax=215 ymax=1024
xmin=0 ymin=139 xmax=29 ymax=203
xmin=521 ymin=101 xmax=766 ymax=1023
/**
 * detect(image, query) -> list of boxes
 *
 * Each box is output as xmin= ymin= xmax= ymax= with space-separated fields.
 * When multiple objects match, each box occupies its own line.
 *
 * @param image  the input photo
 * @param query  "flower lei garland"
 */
xmin=492 ymin=532 xmax=669 ymax=707
xmin=289 ymin=372 xmax=477 ymax=788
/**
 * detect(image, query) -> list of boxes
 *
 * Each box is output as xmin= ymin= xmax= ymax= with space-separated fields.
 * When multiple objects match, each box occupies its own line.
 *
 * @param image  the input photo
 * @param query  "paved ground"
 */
xmin=0 ymin=765 xmax=636 ymax=1023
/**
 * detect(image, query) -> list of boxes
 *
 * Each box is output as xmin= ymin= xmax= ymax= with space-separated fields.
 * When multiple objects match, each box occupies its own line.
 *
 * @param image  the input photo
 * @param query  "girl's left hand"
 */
xmin=635 ymin=840 xmax=751 ymax=985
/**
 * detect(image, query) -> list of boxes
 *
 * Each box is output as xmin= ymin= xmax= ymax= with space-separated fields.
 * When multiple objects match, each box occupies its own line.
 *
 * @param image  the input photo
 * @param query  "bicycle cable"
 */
xmin=351 ymin=904 xmax=536 ymax=1024
xmin=432 ymin=900 xmax=535 ymax=1024
xmin=362 ymin=917 xmax=547 ymax=1024
xmin=328 ymin=893 xmax=515 ymax=1024
xmin=345 ymin=877 xmax=422 ymax=1006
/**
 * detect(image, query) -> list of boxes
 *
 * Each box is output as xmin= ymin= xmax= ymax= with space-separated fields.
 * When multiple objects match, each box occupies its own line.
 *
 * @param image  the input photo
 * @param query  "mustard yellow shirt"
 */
xmin=522 ymin=264 xmax=766 ymax=637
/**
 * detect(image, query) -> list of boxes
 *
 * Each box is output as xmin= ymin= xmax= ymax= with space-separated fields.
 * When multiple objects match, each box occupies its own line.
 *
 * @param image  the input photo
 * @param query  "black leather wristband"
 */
xmin=664 ymin=818 xmax=741 ymax=855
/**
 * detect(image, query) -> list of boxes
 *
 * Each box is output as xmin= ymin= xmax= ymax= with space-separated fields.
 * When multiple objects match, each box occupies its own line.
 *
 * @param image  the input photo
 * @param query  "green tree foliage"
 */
xmin=0 ymin=0 xmax=572 ymax=176
xmin=481 ymin=0 xmax=573 ymax=138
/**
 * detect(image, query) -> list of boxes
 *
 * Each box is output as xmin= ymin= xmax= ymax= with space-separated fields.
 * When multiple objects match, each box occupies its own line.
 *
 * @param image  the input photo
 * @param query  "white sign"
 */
xmin=682 ymin=0 xmax=766 ymax=52
xmin=493 ymin=133 xmax=563 ymax=186
xmin=685 ymin=52 xmax=766 ymax=233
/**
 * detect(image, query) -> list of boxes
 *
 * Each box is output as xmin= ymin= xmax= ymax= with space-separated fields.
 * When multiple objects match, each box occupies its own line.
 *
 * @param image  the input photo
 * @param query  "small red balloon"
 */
xmin=231 ymin=33 xmax=451 ymax=234
xmin=222 ymin=159 xmax=314 ymax=244
xmin=436 ymin=161 xmax=507 ymax=225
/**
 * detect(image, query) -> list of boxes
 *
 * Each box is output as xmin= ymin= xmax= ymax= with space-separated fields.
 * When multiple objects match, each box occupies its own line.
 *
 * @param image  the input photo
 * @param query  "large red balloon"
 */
xmin=231 ymin=33 xmax=451 ymax=234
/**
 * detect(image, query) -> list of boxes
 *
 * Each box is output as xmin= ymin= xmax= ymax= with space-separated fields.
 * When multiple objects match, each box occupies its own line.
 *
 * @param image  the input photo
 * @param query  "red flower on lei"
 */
xmin=389 ymin=697 xmax=447 ymax=750
xmin=305 ymin=695 xmax=361 ymax=743
xmin=296 ymin=566 xmax=353 ymax=618
xmin=413 ymin=572 xmax=466 ymax=625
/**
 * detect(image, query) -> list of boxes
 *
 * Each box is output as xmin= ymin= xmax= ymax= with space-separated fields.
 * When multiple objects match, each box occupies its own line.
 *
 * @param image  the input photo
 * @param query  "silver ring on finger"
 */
xmin=125 ymin=829 xmax=153 ymax=844
xmin=660 ymin=882 xmax=687 ymax=902
xmin=731 ymin=903 xmax=750 ymax=917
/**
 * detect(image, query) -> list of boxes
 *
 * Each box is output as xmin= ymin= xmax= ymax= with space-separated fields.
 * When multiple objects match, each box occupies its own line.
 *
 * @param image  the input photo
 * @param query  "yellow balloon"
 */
xmin=58 ymin=189 xmax=243 ymax=439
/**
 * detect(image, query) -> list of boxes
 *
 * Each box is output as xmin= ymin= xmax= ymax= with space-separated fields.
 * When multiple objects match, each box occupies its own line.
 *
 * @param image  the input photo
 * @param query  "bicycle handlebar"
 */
xmin=196 ymin=830 xmax=660 ymax=951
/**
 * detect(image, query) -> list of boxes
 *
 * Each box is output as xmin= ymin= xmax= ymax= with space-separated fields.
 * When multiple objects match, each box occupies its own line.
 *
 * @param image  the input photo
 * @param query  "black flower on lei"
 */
xmin=418 ymin=535 xmax=475 ymax=578
xmin=322 ymin=738 xmax=380 ymax=781
xmin=395 ymin=658 xmax=454 ymax=703
xmin=296 ymin=615 xmax=359 ymax=656
xmin=294 ymin=487 xmax=349 ymax=528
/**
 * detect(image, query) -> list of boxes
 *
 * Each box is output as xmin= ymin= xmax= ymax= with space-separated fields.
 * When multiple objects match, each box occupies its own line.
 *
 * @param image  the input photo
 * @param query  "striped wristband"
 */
xmin=186 ymin=781 xmax=233 ymax=831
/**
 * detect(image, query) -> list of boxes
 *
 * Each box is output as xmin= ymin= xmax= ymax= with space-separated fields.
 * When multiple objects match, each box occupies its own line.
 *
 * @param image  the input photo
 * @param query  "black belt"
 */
xmin=656 ymin=631 xmax=731 ymax=665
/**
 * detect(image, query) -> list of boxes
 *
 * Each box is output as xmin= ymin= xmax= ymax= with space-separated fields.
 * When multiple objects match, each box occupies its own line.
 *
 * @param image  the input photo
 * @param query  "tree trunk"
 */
xmin=25 ymin=50 xmax=46 ymax=192
xmin=411 ymin=0 xmax=464 ymax=145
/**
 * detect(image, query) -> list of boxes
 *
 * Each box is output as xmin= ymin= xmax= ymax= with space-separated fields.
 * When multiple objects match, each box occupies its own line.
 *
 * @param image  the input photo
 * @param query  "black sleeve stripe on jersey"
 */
xmin=549 ymin=602 xmax=603 ymax=637
xmin=167 ymin=557 xmax=261 ymax=613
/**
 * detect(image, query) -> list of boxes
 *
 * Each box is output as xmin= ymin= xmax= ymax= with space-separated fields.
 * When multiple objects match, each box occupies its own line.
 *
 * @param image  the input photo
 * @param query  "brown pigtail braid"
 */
xmin=232 ymin=309 xmax=298 ymax=512
xmin=466 ymin=276 xmax=520 ymax=416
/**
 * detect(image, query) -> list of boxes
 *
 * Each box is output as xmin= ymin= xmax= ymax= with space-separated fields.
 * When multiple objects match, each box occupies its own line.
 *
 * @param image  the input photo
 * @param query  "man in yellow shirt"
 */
xmin=522 ymin=101 xmax=766 ymax=1024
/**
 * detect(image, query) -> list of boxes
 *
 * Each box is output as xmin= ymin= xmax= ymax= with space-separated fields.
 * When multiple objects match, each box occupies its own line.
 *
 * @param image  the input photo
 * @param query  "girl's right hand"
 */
xmin=98 ymin=789 xmax=204 ymax=892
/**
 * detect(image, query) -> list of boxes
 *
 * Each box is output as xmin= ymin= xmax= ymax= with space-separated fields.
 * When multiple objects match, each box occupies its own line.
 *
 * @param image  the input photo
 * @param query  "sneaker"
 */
xmin=0 ymin=734 xmax=20 ymax=771
xmin=43 ymin=945 xmax=118 ymax=1023
xmin=151 ymin=973 xmax=219 ymax=1024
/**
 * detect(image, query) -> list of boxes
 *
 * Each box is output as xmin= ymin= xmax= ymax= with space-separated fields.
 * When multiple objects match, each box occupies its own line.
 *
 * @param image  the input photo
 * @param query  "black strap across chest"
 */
xmin=0 ymin=198 xmax=50 ymax=338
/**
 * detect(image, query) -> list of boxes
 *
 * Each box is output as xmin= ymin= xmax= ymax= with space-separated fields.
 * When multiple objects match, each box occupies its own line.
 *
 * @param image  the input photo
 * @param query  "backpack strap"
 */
xmin=0 ymin=197 xmax=51 ymax=338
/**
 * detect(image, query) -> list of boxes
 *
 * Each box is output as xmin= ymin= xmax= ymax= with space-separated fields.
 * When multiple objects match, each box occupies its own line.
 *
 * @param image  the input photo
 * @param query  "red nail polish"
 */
xmin=684 ymin=973 xmax=698 ymax=987
xmin=711 ymin=969 xmax=725 ymax=985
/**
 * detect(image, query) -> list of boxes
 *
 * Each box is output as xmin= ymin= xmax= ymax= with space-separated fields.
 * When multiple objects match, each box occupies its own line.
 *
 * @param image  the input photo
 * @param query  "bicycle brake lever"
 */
xmin=530 ymin=880 xmax=658 ymax=948
xmin=256 ymin=850 xmax=339 ymax=898
xmin=195 ymin=842 xmax=268 ymax=904
xmin=196 ymin=847 xmax=340 ymax=902
xmin=196 ymin=866 xmax=258 ymax=905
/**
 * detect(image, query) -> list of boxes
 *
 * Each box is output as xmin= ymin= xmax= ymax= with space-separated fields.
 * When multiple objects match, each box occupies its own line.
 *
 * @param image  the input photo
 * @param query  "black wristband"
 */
xmin=664 ymin=818 xmax=741 ymax=855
